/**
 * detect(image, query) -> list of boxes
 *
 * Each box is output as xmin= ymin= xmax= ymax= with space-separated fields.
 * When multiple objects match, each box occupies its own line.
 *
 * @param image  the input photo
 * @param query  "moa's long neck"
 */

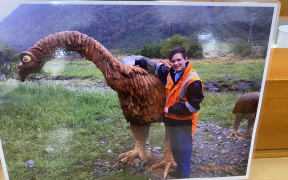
xmin=27 ymin=31 xmax=127 ymax=85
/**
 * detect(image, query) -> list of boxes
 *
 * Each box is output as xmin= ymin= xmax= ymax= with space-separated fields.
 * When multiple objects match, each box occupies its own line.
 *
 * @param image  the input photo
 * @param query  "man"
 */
xmin=134 ymin=46 xmax=204 ymax=178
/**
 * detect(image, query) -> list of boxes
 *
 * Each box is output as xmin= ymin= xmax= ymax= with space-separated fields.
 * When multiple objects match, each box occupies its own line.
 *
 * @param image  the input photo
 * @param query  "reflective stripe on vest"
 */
xmin=165 ymin=72 xmax=199 ymax=102
xmin=179 ymin=72 xmax=199 ymax=102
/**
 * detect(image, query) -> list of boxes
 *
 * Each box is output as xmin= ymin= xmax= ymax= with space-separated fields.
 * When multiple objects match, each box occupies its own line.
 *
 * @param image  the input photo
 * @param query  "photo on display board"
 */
xmin=0 ymin=1 xmax=279 ymax=179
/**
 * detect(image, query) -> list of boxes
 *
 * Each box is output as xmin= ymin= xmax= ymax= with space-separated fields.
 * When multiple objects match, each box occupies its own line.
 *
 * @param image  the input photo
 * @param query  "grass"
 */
xmin=199 ymin=92 xmax=242 ymax=126
xmin=0 ymin=81 xmax=126 ymax=179
xmin=0 ymin=80 xmax=173 ymax=179
xmin=0 ymin=58 xmax=263 ymax=179
xmin=0 ymin=80 xmax=244 ymax=179
xmin=33 ymin=58 xmax=265 ymax=84
xmin=192 ymin=59 xmax=265 ymax=82
xmin=40 ymin=59 xmax=105 ymax=81
xmin=0 ymin=80 xmax=243 ymax=179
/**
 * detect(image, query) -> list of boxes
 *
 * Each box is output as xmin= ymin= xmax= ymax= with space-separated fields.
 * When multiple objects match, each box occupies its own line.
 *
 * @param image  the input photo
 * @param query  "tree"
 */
xmin=0 ymin=42 xmax=19 ymax=77
xmin=140 ymin=43 xmax=161 ymax=58
xmin=232 ymin=42 xmax=252 ymax=58
xmin=159 ymin=35 xmax=203 ymax=59
xmin=160 ymin=35 xmax=189 ymax=58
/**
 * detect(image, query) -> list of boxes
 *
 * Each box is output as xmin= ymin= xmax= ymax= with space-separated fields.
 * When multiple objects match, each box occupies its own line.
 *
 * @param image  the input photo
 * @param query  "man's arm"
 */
xmin=135 ymin=58 xmax=170 ymax=84
xmin=168 ymin=80 xmax=204 ymax=115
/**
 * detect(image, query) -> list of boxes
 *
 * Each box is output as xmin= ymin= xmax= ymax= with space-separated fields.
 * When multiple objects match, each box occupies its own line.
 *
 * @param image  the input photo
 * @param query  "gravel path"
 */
xmin=90 ymin=121 xmax=251 ymax=179
xmin=149 ymin=121 xmax=251 ymax=179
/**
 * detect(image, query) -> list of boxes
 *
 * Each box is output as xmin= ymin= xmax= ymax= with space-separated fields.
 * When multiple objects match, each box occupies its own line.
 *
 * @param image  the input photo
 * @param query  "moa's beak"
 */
xmin=17 ymin=71 xmax=27 ymax=82
xmin=17 ymin=61 xmax=27 ymax=82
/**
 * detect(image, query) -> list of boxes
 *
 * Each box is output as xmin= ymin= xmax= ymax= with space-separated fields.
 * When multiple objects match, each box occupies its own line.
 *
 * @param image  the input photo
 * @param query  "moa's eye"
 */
xmin=23 ymin=55 xmax=32 ymax=63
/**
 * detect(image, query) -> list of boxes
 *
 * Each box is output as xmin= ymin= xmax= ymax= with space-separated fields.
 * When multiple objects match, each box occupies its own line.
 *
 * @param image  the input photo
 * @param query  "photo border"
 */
xmin=0 ymin=140 xmax=9 ymax=180
xmin=1 ymin=1 xmax=280 ymax=179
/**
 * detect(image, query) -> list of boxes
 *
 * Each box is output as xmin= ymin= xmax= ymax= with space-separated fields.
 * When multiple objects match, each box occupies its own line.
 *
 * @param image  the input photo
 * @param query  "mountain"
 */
xmin=0 ymin=4 xmax=274 ymax=52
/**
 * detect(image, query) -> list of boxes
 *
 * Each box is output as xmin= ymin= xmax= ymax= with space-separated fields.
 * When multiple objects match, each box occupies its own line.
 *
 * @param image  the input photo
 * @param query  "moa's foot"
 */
xmin=119 ymin=147 xmax=152 ymax=165
xmin=149 ymin=158 xmax=177 ymax=179
xmin=119 ymin=123 xmax=152 ymax=165
xmin=227 ymin=130 xmax=245 ymax=140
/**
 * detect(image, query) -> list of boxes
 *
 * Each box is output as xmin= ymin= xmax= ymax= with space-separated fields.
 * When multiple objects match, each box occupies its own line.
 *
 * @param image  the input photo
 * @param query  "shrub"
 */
xmin=160 ymin=35 xmax=189 ymax=58
xmin=139 ymin=35 xmax=203 ymax=59
xmin=0 ymin=42 xmax=19 ymax=78
xmin=159 ymin=35 xmax=203 ymax=59
xmin=232 ymin=42 xmax=252 ymax=58
xmin=140 ymin=43 xmax=161 ymax=58
xmin=187 ymin=41 xmax=204 ymax=59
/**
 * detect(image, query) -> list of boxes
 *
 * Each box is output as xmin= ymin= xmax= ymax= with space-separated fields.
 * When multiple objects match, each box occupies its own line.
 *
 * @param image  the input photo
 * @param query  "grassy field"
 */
xmin=37 ymin=58 xmax=265 ymax=83
xmin=192 ymin=59 xmax=265 ymax=82
xmin=0 ymin=58 xmax=264 ymax=179
xmin=41 ymin=60 xmax=105 ymax=81
xmin=0 ymin=80 xmax=242 ymax=179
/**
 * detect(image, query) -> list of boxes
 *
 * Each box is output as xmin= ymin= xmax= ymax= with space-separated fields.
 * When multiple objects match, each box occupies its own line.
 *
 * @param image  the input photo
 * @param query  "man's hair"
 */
xmin=168 ymin=46 xmax=187 ymax=61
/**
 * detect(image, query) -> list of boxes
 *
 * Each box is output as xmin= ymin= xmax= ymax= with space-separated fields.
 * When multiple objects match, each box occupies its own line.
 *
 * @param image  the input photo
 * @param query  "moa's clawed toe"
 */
xmin=119 ymin=148 xmax=152 ymax=165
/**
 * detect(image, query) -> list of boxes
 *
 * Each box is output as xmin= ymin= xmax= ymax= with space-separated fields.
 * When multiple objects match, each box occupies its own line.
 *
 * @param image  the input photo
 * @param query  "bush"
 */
xmin=232 ymin=42 xmax=252 ymax=58
xmin=160 ymin=35 xmax=189 ymax=58
xmin=187 ymin=41 xmax=204 ymax=59
xmin=0 ymin=42 xmax=19 ymax=78
xmin=160 ymin=35 xmax=203 ymax=59
xmin=139 ymin=35 xmax=203 ymax=59
xmin=140 ymin=43 xmax=161 ymax=58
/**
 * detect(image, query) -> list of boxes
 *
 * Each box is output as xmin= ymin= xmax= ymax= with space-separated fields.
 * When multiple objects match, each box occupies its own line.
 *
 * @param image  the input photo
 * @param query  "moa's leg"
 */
xmin=227 ymin=114 xmax=245 ymax=139
xmin=247 ymin=114 xmax=256 ymax=138
xmin=119 ymin=122 xmax=152 ymax=164
xmin=150 ymin=125 xmax=177 ymax=179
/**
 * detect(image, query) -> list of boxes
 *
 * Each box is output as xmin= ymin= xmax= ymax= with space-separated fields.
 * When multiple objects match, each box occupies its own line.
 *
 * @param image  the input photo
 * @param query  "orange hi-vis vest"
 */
xmin=165 ymin=61 xmax=203 ymax=135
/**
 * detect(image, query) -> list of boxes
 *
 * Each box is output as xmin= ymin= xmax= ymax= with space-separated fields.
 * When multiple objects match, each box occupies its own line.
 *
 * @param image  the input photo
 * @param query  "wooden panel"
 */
xmin=256 ymin=80 xmax=288 ymax=150
xmin=280 ymin=0 xmax=288 ymax=16
xmin=254 ymin=48 xmax=288 ymax=155
xmin=267 ymin=48 xmax=288 ymax=80
xmin=249 ymin=157 xmax=288 ymax=179
xmin=0 ymin=161 xmax=4 ymax=180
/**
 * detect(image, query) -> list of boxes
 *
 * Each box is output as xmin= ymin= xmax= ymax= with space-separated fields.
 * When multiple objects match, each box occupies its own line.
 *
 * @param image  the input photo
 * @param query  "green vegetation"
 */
xmin=0 ymin=58 xmax=263 ymax=179
xmin=160 ymin=35 xmax=191 ymax=58
xmin=232 ymin=42 xmax=252 ymax=58
xmin=0 ymin=81 xmax=169 ymax=179
xmin=199 ymin=92 xmax=241 ymax=126
xmin=31 ymin=58 xmax=265 ymax=84
xmin=0 ymin=42 xmax=18 ymax=78
xmin=140 ymin=35 xmax=203 ymax=59
xmin=40 ymin=59 xmax=105 ymax=82
xmin=193 ymin=60 xmax=265 ymax=82
xmin=140 ymin=43 xmax=162 ymax=58
xmin=0 ymin=81 xmax=241 ymax=179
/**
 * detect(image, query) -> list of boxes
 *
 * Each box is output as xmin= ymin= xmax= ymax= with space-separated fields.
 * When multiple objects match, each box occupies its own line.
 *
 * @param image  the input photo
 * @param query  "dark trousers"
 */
xmin=168 ymin=125 xmax=193 ymax=178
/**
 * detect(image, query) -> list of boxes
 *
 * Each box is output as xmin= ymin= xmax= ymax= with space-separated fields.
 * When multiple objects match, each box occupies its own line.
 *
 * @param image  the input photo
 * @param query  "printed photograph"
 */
xmin=0 ymin=1 xmax=278 ymax=179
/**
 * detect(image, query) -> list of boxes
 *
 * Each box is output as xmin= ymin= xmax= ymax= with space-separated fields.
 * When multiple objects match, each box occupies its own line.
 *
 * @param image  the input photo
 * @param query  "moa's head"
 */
xmin=18 ymin=52 xmax=43 ymax=82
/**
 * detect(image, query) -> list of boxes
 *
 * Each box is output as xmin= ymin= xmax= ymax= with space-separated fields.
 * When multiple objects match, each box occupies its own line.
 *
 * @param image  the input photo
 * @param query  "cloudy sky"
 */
xmin=0 ymin=0 xmax=22 ymax=22
xmin=0 ymin=1 xmax=111 ymax=22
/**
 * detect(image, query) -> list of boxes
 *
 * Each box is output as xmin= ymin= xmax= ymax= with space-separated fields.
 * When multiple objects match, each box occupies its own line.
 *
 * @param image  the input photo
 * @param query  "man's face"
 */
xmin=170 ymin=53 xmax=187 ymax=72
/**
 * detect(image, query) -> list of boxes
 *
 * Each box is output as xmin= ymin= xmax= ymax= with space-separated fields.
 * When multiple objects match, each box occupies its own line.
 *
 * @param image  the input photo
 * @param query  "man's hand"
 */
xmin=164 ymin=106 xmax=169 ymax=114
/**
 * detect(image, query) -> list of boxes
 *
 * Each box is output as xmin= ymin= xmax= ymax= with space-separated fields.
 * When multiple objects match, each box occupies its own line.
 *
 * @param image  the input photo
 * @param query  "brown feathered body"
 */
xmin=233 ymin=92 xmax=260 ymax=114
xmin=228 ymin=92 xmax=260 ymax=139
xmin=18 ymin=31 xmax=170 ymax=125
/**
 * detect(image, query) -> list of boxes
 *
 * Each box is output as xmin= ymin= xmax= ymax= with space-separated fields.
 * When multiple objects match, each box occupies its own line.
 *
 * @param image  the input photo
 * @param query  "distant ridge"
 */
xmin=0 ymin=4 xmax=273 ymax=52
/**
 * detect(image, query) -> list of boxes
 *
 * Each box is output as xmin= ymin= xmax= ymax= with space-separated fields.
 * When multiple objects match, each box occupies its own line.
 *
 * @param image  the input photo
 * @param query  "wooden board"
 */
xmin=254 ymin=48 xmax=288 ymax=157
xmin=280 ymin=0 xmax=288 ymax=16
xmin=0 ymin=160 xmax=4 ymax=180
xmin=249 ymin=157 xmax=288 ymax=179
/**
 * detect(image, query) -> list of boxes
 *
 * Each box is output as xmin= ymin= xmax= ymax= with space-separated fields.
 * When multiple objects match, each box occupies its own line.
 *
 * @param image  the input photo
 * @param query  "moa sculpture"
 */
xmin=18 ymin=31 xmax=176 ymax=178
xmin=227 ymin=92 xmax=260 ymax=139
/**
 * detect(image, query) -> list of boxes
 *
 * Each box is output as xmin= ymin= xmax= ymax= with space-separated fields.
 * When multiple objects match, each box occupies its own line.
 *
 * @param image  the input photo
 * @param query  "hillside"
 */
xmin=0 ymin=3 xmax=274 ymax=52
